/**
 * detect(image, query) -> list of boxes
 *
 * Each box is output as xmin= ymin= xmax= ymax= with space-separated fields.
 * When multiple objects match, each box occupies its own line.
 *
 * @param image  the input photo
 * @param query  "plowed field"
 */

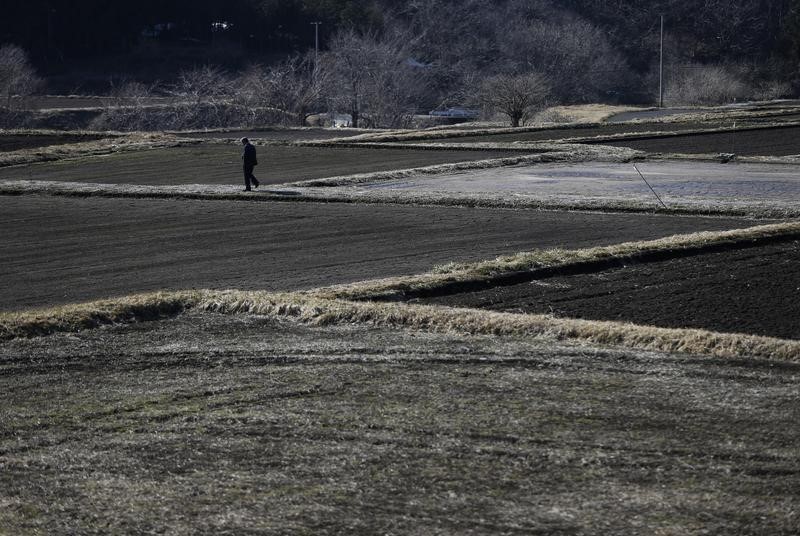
xmin=422 ymin=241 xmax=800 ymax=339
xmin=0 ymin=195 xmax=754 ymax=311
xmin=0 ymin=144 xmax=518 ymax=186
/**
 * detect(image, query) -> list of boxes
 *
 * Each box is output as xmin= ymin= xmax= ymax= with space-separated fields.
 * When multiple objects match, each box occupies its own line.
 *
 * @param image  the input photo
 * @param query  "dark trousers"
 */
xmin=243 ymin=164 xmax=258 ymax=189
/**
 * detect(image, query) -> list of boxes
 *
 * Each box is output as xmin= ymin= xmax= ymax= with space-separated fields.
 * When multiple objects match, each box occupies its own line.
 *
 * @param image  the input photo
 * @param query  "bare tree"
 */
xmin=325 ymin=30 xmax=373 ymax=128
xmin=169 ymin=65 xmax=236 ymax=128
xmin=172 ymin=65 xmax=232 ymax=106
xmin=110 ymin=80 xmax=157 ymax=107
xmin=90 ymin=80 xmax=161 ymax=131
xmin=232 ymin=65 xmax=279 ymax=125
xmin=325 ymin=29 xmax=426 ymax=128
xmin=232 ymin=66 xmax=285 ymax=125
xmin=479 ymin=72 xmax=551 ymax=127
xmin=267 ymin=53 xmax=330 ymax=126
xmin=0 ymin=44 xmax=41 ymax=109
xmin=500 ymin=17 xmax=632 ymax=103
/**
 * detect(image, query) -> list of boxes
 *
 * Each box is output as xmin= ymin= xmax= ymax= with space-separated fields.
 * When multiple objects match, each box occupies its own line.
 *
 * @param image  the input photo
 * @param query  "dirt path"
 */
xmin=0 ymin=145 xmax=519 ymax=186
xmin=0 ymin=196 xmax=755 ymax=311
xmin=422 ymin=241 xmax=800 ymax=339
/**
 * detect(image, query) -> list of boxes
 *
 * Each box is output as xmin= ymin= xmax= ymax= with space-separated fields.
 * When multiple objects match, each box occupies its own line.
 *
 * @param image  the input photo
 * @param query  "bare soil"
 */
xmin=599 ymin=125 xmax=800 ymax=156
xmin=0 ymin=144 xmax=519 ymax=186
xmin=422 ymin=241 xmax=800 ymax=340
xmin=0 ymin=195 xmax=755 ymax=311
xmin=1 ymin=313 xmax=798 ymax=534
xmin=0 ymin=133 xmax=105 ymax=152
xmin=428 ymin=123 xmax=800 ymax=158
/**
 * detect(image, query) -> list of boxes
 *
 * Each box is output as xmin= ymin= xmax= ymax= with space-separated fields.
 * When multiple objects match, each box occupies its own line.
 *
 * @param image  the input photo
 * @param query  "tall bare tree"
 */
xmin=0 ymin=44 xmax=40 ymax=109
xmin=172 ymin=65 xmax=232 ymax=106
xmin=500 ymin=17 xmax=632 ymax=103
xmin=168 ymin=65 xmax=236 ymax=128
xmin=325 ymin=28 xmax=427 ymax=128
xmin=325 ymin=30 xmax=373 ymax=128
xmin=268 ymin=53 xmax=330 ymax=126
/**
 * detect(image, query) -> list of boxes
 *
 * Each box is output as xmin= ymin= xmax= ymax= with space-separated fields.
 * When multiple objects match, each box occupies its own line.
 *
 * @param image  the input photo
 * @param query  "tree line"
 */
xmin=2 ymin=0 xmax=800 ymax=128
xmin=4 ymin=1 xmax=798 ymax=66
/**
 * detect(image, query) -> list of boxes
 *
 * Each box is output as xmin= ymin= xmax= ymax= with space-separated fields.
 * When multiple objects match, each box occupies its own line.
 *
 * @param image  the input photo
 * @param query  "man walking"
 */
xmin=241 ymin=137 xmax=260 ymax=191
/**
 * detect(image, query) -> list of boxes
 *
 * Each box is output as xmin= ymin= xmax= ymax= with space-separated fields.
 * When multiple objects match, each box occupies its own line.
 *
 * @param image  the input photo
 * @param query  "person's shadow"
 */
xmin=264 ymin=189 xmax=302 ymax=197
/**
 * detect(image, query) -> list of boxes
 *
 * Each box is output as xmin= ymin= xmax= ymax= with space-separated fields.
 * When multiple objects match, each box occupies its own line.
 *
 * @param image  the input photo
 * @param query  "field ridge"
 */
xmin=3 ymin=221 xmax=799 ymax=361
xmin=314 ymin=221 xmax=800 ymax=301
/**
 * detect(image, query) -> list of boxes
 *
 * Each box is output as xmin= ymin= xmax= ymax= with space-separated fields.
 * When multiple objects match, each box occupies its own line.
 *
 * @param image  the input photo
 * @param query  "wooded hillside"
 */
xmin=1 ymin=0 xmax=798 ymax=104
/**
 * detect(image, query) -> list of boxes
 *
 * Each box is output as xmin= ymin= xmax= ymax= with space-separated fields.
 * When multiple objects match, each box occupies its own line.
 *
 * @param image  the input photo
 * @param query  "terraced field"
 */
xmin=0 ymin=144 xmax=518 ymax=186
xmin=0 ymin=195 xmax=754 ymax=311
xmin=2 ymin=105 xmax=798 ymax=535
xmin=432 ymin=120 xmax=729 ymax=143
xmin=598 ymin=124 xmax=800 ymax=156
xmin=0 ymin=132 xmax=106 ymax=152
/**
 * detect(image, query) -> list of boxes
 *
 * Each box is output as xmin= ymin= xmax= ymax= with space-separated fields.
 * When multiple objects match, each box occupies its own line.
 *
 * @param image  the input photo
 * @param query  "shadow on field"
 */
xmin=264 ymin=189 xmax=302 ymax=196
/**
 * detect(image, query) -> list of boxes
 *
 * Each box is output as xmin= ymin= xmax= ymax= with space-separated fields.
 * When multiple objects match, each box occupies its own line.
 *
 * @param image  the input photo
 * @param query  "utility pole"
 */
xmin=310 ymin=22 xmax=322 ymax=63
xmin=659 ymin=15 xmax=664 ymax=108
xmin=310 ymin=21 xmax=323 ymax=124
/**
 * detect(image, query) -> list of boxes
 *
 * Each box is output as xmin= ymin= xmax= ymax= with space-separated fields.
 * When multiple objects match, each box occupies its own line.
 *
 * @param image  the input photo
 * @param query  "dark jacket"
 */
xmin=242 ymin=143 xmax=258 ymax=166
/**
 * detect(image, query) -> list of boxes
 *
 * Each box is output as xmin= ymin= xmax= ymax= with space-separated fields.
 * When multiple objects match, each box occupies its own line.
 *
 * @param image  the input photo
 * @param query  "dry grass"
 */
xmin=9 ymin=286 xmax=779 ymax=361
xmin=314 ymin=123 xmax=604 ymax=144
xmin=195 ymin=290 xmax=800 ymax=361
xmin=640 ymin=105 xmax=800 ymax=125
xmin=312 ymin=221 xmax=800 ymax=301
xmin=0 ymin=291 xmax=201 ymax=341
xmin=0 ymin=133 xmax=199 ymax=167
xmin=546 ymin=104 xmax=647 ymax=123
xmin=3 ymin=311 xmax=797 ymax=534
xmin=6 ymin=287 xmax=795 ymax=361
xmin=0 ymin=127 xmax=123 ymax=137
xmin=434 ymin=220 xmax=800 ymax=275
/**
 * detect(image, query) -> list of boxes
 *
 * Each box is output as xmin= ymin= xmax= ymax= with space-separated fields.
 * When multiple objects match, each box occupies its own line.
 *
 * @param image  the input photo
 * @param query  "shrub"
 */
xmin=664 ymin=64 xmax=750 ymax=105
